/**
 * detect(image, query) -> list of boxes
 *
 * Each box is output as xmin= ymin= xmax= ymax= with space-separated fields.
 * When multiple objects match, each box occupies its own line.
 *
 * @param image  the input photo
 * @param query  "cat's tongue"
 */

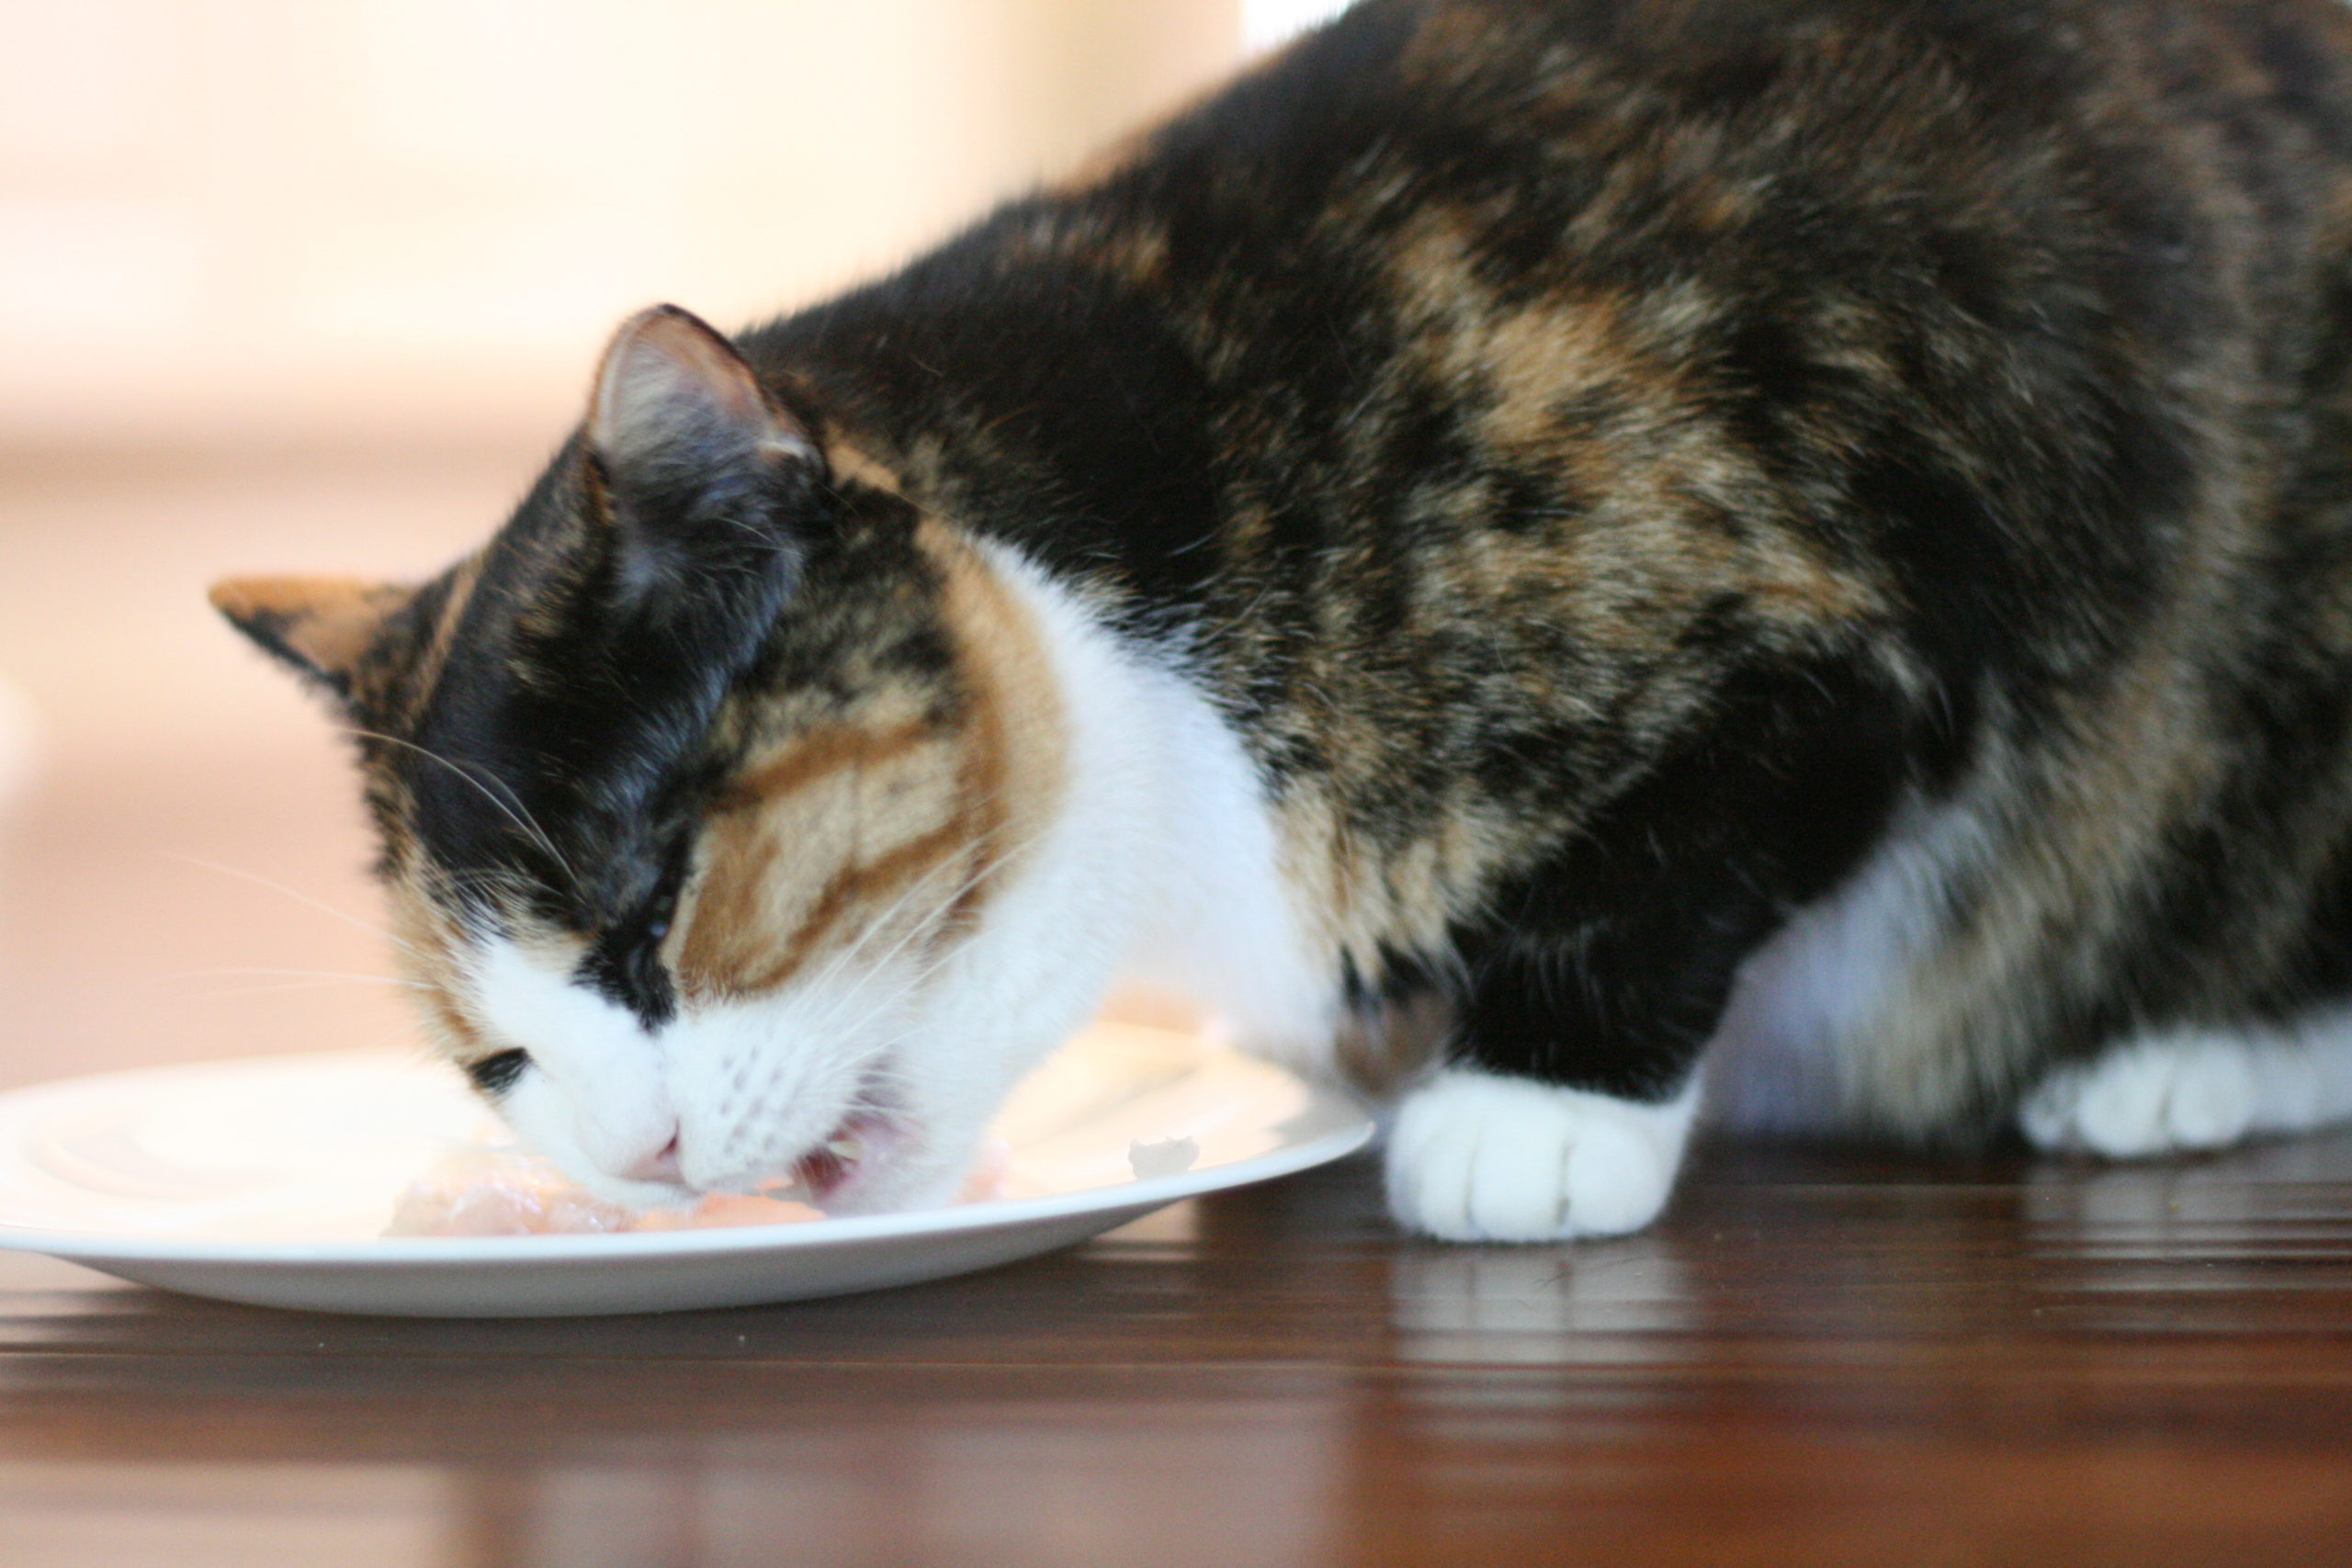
xmin=782 ymin=1120 xmax=1011 ymax=1209
xmin=788 ymin=1113 xmax=890 ymax=1202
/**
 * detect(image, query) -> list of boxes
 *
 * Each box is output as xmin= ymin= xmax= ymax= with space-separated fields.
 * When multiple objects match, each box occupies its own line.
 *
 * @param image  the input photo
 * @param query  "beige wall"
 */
xmin=0 ymin=5 xmax=1251 ymax=1088
xmin=0 ymin=0 xmax=1243 ymax=448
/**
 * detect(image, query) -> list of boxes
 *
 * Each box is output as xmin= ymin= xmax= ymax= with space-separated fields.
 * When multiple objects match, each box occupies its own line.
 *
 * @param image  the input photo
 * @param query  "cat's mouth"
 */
xmin=765 ymin=1064 xmax=910 ymax=1208
xmin=784 ymin=1109 xmax=900 ymax=1205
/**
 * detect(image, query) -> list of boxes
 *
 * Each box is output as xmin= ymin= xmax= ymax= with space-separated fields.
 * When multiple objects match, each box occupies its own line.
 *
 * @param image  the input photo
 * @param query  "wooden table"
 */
xmin=6 ymin=1131 xmax=2352 ymax=1566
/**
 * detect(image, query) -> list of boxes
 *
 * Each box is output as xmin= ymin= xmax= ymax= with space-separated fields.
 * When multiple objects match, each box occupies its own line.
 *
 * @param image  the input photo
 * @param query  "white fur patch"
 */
xmin=1105 ymin=659 xmax=1336 ymax=1068
xmin=2019 ymin=1006 xmax=2352 ymax=1157
xmin=1385 ymin=1067 xmax=1700 ymax=1242
xmin=958 ymin=539 xmax=1333 ymax=1070
xmin=1704 ymin=794 xmax=1985 ymax=1134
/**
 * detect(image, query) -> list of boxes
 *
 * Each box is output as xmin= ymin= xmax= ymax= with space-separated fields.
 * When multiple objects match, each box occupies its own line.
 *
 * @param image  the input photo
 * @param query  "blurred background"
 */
xmin=0 ymin=0 xmax=1348 ymax=1093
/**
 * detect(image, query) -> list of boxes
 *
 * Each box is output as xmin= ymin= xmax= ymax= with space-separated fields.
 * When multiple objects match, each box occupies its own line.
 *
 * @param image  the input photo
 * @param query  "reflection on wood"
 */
xmin=7 ymin=1131 xmax=2352 ymax=1562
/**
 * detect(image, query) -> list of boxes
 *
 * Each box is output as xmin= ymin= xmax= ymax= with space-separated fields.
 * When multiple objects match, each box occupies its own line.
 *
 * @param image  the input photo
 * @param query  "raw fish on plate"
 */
xmin=383 ymin=1137 xmax=1013 ymax=1236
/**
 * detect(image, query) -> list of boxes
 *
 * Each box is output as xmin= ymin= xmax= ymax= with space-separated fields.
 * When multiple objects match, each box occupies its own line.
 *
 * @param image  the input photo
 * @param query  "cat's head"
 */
xmin=209 ymin=306 xmax=1085 ymax=1213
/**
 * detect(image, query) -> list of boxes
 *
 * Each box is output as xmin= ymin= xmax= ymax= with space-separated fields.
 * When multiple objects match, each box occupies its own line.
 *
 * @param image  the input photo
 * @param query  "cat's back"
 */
xmin=1240 ymin=0 xmax=2352 ymax=152
xmin=775 ymin=0 xmax=2352 ymax=812
xmin=798 ymin=0 xmax=2352 ymax=517
xmin=1155 ymin=0 xmax=2352 ymax=274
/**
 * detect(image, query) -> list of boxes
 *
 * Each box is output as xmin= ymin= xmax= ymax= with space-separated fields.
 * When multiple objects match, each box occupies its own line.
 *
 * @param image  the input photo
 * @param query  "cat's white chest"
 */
xmin=1110 ymin=666 xmax=1338 ymax=1065
xmin=986 ymin=540 xmax=1340 ymax=1066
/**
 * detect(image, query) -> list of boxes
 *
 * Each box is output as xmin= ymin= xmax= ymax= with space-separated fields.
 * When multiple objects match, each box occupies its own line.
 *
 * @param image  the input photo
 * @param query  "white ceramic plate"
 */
xmin=0 ymin=1022 xmax=1371 ymax=1317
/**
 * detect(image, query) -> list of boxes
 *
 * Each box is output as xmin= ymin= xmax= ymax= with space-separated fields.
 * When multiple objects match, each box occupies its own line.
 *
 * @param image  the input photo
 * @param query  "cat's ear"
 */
xmin=208 ymin=575 xmax=412 ymax=701
xmin=588 ymin=304 xmax=819 ymax=482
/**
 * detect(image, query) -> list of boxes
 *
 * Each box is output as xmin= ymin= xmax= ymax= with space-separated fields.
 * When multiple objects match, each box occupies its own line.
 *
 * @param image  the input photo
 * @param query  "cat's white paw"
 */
xmin=2018 ymin=1035 xmax=2258 ymax=1157
xmin=1385 ymin=1068 xmax=1697 ymax=1242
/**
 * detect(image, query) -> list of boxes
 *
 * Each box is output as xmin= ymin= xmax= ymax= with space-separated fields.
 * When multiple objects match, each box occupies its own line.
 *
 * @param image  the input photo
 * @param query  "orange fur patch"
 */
xmin=385 ymin=876 xmax=484 ymax=1061
xmin=671 ymin=525 xmax=1066 ymax=1003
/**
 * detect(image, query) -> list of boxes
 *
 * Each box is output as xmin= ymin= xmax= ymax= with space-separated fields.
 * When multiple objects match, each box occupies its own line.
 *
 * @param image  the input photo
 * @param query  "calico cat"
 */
xmin=211 ymin=0 xmax=2352 ymax=1241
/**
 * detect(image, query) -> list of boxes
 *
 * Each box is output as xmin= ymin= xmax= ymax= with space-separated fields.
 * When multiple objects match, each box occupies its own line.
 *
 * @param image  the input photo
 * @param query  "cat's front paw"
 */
xmin=1385 ymin=1068 xmax=1697 ymax=1242
xmin=2018 ymin=1034 xmax=2257 ymax=1157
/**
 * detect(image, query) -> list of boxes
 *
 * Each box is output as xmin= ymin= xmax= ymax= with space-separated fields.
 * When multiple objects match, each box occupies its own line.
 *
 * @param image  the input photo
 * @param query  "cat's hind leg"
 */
xmin=2018 ymin=1006 xmax=2352 ymax=1157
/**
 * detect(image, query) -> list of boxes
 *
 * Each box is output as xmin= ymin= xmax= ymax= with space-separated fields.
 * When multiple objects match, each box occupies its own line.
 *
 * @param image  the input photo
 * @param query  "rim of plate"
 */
xmin=0 ymin=1105 xmax=1374 ymax=1269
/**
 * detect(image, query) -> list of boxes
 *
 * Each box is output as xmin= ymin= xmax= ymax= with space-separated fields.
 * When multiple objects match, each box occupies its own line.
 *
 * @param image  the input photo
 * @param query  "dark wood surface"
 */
xmin=7 ymin=1131 xmax=2352 ymax=1566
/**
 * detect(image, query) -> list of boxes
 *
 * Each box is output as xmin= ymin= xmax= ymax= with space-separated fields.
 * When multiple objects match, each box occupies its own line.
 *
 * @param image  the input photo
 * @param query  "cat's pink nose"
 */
xmin=622 ymin=1133 xmax=682 ymax=1184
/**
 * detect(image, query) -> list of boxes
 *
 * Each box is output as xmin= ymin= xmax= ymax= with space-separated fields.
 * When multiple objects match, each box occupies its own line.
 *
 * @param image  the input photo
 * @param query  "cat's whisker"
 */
xmin=163 ymin=854 xmax=424 ymax=960
xmin=822 ymin=981 xmax=929 ymax=1066
xmin=808 ymin=809 xmax=1047 ymax=1013
xmin=803 ymin=817 xmax=1057 ymax=1057
xmin=158 ymin=966 xmax=429 ymax=993
xmin=342 ymin=1016 xmax=439 ymax=1058
xmin=424 ymin=862 xmax=538 ymax=918
xmin=177 ymin=977 xmax=432 ymax=1001
xmin=801 ymin=943 xmax=954 ymax=1064
xmin=162 ymin=965 xmax=423 ymax=982
xmin=786 ymin=841 xmax=1001 ymax=1007
xmin=344 ymin=727 xmax=580 ymax=888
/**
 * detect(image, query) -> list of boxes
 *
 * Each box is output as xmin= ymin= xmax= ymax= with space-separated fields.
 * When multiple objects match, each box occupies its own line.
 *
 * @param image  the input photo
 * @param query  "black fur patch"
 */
xmin=464 ymin=1049 xmax=530 ymax=1096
